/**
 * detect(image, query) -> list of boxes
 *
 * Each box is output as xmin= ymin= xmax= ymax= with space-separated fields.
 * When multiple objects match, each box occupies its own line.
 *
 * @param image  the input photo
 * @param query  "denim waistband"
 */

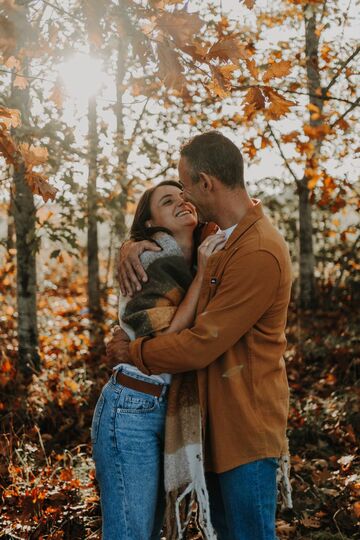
xmin=111 ymin=366 xmax=169 ymax=399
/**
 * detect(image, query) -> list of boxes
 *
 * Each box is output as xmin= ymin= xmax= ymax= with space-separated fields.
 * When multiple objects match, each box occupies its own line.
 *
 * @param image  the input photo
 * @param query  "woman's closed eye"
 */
xmin=162 ymin=198 xmax=173 ymax=206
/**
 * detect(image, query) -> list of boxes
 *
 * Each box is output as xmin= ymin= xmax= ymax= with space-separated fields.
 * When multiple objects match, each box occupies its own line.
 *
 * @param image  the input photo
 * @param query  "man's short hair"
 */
xmin=180 ymin=131 xmax=245 ymax=189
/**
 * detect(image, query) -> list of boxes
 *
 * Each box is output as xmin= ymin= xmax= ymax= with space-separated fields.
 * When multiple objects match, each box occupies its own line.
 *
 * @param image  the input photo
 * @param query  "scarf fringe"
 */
xmin=277 ymin=454 xmax=293 ymax=509
xmin=166 ymin=479 xmax=217 ymax=540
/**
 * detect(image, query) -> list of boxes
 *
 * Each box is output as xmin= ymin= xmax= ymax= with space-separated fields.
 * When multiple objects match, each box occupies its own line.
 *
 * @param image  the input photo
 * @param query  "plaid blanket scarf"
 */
xmin=120 ymin=231 xmax=216 ymax=539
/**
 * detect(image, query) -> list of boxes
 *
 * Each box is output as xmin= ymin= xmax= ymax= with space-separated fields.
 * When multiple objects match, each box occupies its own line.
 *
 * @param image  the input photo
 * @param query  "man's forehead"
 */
xmin=178 ymin=157 xmax=191 ymax=182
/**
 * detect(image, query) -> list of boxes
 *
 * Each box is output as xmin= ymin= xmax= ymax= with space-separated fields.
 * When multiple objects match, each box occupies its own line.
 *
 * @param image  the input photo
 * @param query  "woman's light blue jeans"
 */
xmin=91 ymin=370 xmax=168 ymax=540
xmin=206 ymin=458 xmax=279 ymax=540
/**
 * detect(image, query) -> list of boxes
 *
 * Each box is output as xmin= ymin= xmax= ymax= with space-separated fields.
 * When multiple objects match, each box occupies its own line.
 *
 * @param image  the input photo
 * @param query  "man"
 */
xmin=108 ymin=131 xmax=292 ymax=540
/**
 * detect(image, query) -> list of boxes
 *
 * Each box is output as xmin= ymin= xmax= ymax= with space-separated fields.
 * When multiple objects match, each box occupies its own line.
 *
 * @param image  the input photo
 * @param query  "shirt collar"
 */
xmin=223 ymin=199 xmax=264 ymax=250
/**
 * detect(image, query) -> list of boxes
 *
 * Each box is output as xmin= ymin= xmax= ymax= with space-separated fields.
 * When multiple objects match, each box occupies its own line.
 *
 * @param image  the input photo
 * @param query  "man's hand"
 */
xmin=117 ymin=240 xmax=161 ymax=296
xmin=106 ymin=327 xmax=132 ymax=365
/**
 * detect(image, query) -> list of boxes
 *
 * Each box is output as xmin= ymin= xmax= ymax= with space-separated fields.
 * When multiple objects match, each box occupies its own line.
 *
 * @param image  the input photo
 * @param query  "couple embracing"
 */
xmin=91 ymin=131 xmax=293 ymax=540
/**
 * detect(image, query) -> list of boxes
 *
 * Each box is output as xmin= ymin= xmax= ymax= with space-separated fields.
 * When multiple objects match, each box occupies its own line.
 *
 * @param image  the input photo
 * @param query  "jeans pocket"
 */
xmin=91 ymin=393 xmax=105 ymax=444
xmin=117 ymin=387 xmax=157 ymax=414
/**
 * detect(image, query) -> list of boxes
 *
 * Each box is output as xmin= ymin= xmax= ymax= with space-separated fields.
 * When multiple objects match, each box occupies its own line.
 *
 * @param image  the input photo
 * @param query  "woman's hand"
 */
xmin=196 ymin=233 xmax=227 ymax=278
xmin=117 ymin=240 xmax=162 ymax=296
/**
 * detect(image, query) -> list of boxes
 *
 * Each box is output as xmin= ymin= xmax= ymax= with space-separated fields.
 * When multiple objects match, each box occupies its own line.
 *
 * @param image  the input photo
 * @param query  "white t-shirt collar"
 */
xmin=220 ymin=224 xmax=237 ymax=240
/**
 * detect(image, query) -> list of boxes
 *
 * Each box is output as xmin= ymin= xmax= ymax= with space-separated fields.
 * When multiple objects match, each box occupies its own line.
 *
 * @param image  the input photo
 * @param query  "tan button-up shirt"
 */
xmin=130 ymin=200 xmax=292 ymax=473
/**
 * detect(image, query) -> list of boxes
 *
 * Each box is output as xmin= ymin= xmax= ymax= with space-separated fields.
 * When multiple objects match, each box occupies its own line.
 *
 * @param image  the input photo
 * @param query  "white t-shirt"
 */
xmin=221 ymin=223 xmax=237 ymax=239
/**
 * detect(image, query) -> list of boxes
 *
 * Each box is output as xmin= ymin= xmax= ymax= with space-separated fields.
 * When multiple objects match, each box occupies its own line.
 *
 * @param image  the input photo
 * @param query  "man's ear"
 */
xmin=198 ymin=172 xmax=215 ymax=193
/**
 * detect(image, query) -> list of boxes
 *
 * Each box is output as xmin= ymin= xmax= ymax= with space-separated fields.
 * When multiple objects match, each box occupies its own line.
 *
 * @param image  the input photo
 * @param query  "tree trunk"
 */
xmin=10 ymin=52 xmax=40 ymax=375
xmin=7 ymin=188 xmax=15 ymax=252
xmin=87 ymin=93 xmax=102 ymax=321
xmin=13 ymin=163 xmax=39 ymax=374
xmin=114 ymin=38 xmax=129 ymax=239
xmin=299 ymin=5 xmax=324 ymax=308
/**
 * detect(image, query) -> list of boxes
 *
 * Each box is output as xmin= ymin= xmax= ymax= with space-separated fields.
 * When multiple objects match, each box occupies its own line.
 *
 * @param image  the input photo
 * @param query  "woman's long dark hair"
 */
xmin=129 ymin=180 xmax=184 ymax=242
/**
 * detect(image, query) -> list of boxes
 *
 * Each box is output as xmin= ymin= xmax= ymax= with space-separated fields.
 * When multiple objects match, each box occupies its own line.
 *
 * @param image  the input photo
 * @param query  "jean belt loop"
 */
xmin=160 ymin=383 xmax=168 ymax=400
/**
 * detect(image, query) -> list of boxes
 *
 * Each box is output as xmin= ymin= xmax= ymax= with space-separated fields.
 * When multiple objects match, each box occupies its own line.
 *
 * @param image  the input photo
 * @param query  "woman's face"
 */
xmin=147 ymin=185 xmax=198 ymax=235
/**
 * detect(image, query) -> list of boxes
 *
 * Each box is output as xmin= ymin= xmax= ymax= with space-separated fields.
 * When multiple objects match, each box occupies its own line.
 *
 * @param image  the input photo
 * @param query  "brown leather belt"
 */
xmin=115 ymin=371 xmax=164 ymax=398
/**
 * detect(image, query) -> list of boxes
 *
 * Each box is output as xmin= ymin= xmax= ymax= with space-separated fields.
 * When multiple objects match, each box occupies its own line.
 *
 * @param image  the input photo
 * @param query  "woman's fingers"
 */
xmin=209 ymin=236 xmax=227 ymax=253
xmin=199 ymin=233 xmax=226 ymax=254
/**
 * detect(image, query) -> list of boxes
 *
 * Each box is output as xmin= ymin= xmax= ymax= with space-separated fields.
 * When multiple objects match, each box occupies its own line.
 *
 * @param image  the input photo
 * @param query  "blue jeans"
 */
xmin=91 ymin=370 xmax=168 ymax=540
xmin=206 ymin=458 xmax=279 ymax=540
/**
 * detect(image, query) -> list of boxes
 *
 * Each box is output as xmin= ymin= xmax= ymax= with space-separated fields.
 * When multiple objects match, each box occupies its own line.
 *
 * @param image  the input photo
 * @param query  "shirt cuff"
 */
xmin=129 ymin=336 xmax=152 ymax=375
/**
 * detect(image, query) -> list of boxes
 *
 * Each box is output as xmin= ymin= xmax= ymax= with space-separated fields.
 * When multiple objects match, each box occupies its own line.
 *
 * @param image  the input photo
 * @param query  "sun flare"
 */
xmin=58 ymin=54 xmax=104 ymax=100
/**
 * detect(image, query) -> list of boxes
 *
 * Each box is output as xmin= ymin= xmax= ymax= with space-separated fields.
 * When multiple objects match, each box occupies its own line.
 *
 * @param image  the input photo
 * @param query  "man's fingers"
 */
xmin=119 ymin=266 xmax=134 ymax=297
xmin=139 ymin=240 xmax=162 ymax=253
xmin=132 ymin=260 xmax=149 ymax=283
xmin=124 ymin=260 xmax=142 ymax=292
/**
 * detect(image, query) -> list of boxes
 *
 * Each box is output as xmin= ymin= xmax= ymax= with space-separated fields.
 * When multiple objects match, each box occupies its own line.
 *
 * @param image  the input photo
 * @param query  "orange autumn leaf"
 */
xmin=263 ymin=87 xmax=295 ymax=119
xmin=0 ymin=106 xmax=21 ymax=129
xmin=245 ymin=58 xmax=259 ymax=80
xmin=19 ymin=143 xmax=48 ymax=168
xmin=13 ymin=74 xmax=29 ymax=89
xmin=207 ymin=37 xmax=249 ymax=64
xmin=281 ymin=130 xmax=299 ymax=143
xmin=262 ymin=60 xmax=292 ymax=83
xmin=157 ymin=12 xmax=204 ymax=47
xmin=243 ymin=139 xmax=257 ymax=158
xmin=244 ymin=87 xmax=265 ymax=110
xmin=25 ymin=171 xmax=57 ymax=202
xmin=0 ymin=130 xmax=18 ymax=165
xmin=303 ymin=124 xmax=331 ymax=140
xmin=5 ymin=55 xmax=21 ymax=70
xmin=353 ymin=501 xmax=360 ymax=519
xmin=207 ymin=65 xmax=236 ymax=98
xmin=1 ymin=358 xmax=12 ymax=373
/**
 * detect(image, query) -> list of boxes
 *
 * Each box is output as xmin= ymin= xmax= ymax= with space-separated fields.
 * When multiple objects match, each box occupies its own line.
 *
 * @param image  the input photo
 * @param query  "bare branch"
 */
xmin=323 ymin=45 xmax=360 ymax=95
xmin=267 ymin=123 xmax=300 ymax=186
xmin=38 ymin=0 xmax=83 ymax=23
xmin=330 ymin=96 xmax=360 ymax=128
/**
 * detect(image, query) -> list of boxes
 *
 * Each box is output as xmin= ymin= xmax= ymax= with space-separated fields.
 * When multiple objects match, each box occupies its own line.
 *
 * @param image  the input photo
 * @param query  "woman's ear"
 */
xmin=145 ymin=220 xmax=152 ymax=228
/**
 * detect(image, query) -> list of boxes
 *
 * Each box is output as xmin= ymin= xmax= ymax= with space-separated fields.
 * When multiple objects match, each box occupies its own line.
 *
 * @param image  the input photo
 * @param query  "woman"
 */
xmin=91 ymin=181 xmax=226 ymax=540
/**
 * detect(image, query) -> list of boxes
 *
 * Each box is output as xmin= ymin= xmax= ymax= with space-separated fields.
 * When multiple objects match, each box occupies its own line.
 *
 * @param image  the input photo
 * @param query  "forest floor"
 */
xmin=0 ymin=257 xmax=359 ymax=539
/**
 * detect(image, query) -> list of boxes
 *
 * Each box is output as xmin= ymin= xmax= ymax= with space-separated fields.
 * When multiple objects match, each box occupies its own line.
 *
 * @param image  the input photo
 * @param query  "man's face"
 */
xmin=178 ymin=157 xmax=209 ymax=222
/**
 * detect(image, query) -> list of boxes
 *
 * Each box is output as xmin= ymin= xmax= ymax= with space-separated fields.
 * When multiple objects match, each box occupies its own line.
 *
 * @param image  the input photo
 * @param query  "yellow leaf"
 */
xmin=263 ymin=60 xmax=292 ymax=83
xmin=308 ymin=177 xmax=319 ymax=190
xmin=64 ymin=378 xmax=79 ymax=392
